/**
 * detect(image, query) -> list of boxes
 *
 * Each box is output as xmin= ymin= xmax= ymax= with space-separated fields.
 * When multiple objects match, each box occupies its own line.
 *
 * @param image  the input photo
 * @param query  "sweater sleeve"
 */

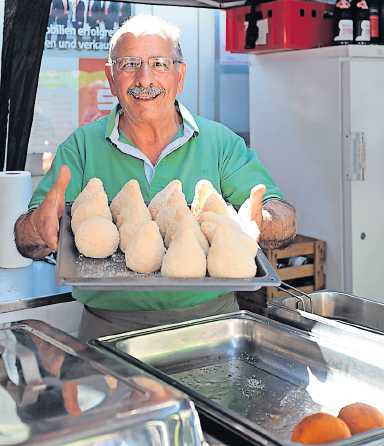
xmin=219 ymin=131 xmax=283 ymax=207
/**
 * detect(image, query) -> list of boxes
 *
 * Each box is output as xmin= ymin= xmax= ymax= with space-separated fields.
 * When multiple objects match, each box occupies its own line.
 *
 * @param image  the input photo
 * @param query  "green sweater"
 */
xmin=30 ymin=103 xmax=282 ymax=311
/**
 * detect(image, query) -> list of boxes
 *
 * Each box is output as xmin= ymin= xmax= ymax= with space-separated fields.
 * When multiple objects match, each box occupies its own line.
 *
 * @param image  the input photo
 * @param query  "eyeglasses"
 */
xmin=111 ymin=56 xmax=183 ymax=73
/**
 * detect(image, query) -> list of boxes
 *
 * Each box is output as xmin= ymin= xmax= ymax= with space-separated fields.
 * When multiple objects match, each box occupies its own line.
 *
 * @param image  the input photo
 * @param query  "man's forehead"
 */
xmin=114 ymin=33 xmax=173 ymax=54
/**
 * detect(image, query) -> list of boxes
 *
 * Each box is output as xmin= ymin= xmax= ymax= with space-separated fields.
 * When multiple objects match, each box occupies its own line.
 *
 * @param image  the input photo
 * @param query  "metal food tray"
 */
xmin=56 ymin=205 xmax=280 ymax=291
xmin=94 ymin=311 xmax=384 ymax=445
xmin=270 ymin=291 xmax=384 ymax=335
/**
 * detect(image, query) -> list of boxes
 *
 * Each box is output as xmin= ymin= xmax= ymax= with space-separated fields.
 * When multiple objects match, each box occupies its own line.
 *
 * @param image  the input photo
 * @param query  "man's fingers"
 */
xmin=32 ymin=211 xmax=59 ymax=250
xmin=44 ymin=165 xmax=71 ymax=218
xmin=43 ymin=215 xmax=60 ymax=250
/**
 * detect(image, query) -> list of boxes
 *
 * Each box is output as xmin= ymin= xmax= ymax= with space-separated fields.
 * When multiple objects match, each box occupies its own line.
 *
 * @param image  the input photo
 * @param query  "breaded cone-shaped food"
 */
xmin=71 ymin=197 xmax=111 ymax=234
xmin=198 ymin=211 xmax=241 ymax=243
xmin=191 ymin=179 xmax=216 ymax=217
xmin=118 ymin=222 xmax=140 ymax=253
xmin=110 ymin=179 xmax=151 ymax=225
xmin=291 ymin=413 xmax=351 ymax=444
xmin=125 ymin=221 xmax=165 ymax=274
xmin=205 ymin=224 xmax=258 ymax=278
xmin=165 ymin=208 xmax=209 ymax=254
xmin=161 ymin=223 xmax=206 ymax=278
xmin=201 ymin=217 xmax=258 ymax=257
xmin=338 ymin=403 xmax=384 ymax=434
xmin=71 ymin=178 xmax=105 ymax=216
xmin=155 ymin=190 xmax=188 ymax=237
xmin=75 ymin=217 xmax=119 ymax=258
xmin=148 ymin=180 xmax=182 ymax=219
xmin=201 ymin=191 xmax=229 ymax=215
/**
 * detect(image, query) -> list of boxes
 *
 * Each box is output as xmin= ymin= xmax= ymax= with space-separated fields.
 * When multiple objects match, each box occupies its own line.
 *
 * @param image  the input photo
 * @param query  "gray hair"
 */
xmin=109 ymin=15 xmax=184 ymax=62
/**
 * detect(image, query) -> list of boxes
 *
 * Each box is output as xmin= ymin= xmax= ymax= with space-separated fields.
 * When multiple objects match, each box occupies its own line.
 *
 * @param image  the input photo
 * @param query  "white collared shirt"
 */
xmin=108 ymin=102 xmax=199 ymax=184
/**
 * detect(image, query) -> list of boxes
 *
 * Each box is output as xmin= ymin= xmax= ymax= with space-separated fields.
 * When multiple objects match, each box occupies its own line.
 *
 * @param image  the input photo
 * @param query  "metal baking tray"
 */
xmin=94 ymin=311 xmax=384 ymax=445
xmin=57 ymin=204 xmax=280 ymax=291
xmin=269 ymin=291 xmax=384 ymax=335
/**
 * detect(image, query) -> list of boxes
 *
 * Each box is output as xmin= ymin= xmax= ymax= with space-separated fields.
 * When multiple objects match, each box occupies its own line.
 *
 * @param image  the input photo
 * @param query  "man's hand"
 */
xmin=30 ymin=165 xmax=71 ymax=251
xmin=14 ymin=165 xmax=71 ymax=258
xmin=238 ymin=184 xmax=297 ymax=249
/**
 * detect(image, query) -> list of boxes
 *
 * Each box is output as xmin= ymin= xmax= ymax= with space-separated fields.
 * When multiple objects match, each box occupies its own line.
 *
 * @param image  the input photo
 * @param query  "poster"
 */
xmin=45 ymin=1 xmax=131 ymax=52
xmin=29 ymin=3 xmax=129 ymax=155
xmin=79 ymin=58 xmax=116 ymax=126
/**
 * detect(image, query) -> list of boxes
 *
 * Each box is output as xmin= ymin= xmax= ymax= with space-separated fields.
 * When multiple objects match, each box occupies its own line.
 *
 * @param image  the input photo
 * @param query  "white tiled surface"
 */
xmin=0 ymin=301 xmax=83 ymax=337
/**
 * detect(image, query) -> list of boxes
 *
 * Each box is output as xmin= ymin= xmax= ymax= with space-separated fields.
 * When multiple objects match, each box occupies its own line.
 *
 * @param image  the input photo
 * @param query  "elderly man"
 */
xmin=15 ymin=15 xmax=296 ymax=341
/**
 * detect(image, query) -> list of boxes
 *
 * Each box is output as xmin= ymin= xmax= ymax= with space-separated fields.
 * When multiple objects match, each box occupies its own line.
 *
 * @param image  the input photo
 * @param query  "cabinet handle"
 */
xmin=347 ymin=131 xmax=367 ymax=181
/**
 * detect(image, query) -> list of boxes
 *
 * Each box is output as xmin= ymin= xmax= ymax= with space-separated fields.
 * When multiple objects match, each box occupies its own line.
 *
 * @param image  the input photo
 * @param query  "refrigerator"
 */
xmin=249 ymin=45 xmax=384 ymax=300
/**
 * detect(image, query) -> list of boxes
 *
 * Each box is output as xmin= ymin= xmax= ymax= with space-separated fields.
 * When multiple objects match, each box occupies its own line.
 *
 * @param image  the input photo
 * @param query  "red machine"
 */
xmin=226 ymin=0 xmax=334 ymax=54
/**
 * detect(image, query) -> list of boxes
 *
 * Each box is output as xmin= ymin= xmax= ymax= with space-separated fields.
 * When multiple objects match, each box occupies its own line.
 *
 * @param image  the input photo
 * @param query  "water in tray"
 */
xmin=172 ymin=353 xmax=323 ymax=441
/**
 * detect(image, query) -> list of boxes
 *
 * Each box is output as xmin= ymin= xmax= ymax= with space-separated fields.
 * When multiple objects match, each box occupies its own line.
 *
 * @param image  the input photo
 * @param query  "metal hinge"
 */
xmin=346 ymin=131 xmax=367 ymax=181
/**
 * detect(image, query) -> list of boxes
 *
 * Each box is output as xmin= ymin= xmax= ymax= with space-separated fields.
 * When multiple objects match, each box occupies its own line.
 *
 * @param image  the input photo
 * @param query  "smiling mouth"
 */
xmin=133 ymin=94 xmax=160 ymax=101
xmin=128 ymin=86 xmax=165 ymax=101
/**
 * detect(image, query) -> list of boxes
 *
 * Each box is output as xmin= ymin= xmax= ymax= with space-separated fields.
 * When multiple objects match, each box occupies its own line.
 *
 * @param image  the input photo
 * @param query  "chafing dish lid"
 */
xmin=0 ymin=320 xmax=202 ymax=445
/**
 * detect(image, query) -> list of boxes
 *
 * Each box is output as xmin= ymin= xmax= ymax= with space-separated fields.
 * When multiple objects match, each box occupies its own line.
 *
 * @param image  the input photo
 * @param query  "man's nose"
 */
xmin=134 ymin=62 xmax=155 ymax=86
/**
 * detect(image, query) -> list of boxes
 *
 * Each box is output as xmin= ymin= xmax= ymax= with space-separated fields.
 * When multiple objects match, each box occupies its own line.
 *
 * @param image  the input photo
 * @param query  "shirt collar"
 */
xmin=104 ymin=100 xmax=199 ymax=140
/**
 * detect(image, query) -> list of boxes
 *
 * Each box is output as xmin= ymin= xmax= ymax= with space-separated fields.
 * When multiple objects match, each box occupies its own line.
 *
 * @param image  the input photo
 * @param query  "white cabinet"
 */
xmin=249 ymin=45 xmax=384 ymax=300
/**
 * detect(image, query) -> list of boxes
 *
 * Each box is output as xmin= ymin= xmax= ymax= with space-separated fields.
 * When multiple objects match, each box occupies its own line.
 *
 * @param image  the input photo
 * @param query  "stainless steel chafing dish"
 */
xmin=94 ymin=311 xmax=384 ymax=446
xmin=268 ymin=291 xmax=384 ymax=335
xmin=0 ymin=320 xmax=206 ymax=446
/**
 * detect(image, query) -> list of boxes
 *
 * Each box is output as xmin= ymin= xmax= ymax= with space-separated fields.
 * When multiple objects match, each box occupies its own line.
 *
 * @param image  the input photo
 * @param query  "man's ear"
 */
xmin=176 ymin=63 xmax=187 ymax=95
xmin=105 ymin=63 xmax=117 ymax=96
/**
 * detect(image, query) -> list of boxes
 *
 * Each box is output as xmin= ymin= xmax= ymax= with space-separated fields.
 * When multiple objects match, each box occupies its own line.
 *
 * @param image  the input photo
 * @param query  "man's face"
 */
xmin=105 ymin=33 xmax=186 ymax=122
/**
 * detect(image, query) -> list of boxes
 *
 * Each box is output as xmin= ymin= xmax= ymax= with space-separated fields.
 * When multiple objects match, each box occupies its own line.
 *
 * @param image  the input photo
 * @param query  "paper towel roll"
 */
xmin=0 ymin=171 xmax=33 ymax=268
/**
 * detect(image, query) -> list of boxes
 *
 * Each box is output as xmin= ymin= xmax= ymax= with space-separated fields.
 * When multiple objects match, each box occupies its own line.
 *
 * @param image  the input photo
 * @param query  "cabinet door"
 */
xmin=348 ymin=59 xmax=384 ymax=300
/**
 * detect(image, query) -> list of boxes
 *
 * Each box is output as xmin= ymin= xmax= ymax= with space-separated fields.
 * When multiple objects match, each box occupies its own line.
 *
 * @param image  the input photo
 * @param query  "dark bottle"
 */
xmin=333 ymin=0 xmax=354 ymax=45
xmin=354 ymin=0 xmax=371 ymax=44
xmin=369 ymin=0 xmax=380 ymax=42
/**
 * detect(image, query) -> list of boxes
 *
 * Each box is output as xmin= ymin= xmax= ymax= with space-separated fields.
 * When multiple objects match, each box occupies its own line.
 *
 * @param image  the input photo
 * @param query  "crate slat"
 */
xmin=273 ymin=244 xmax=314 ymax=259
xmin=263 ymin=235 xmax=326 ymax=300
xmin=278 ymin=264 xmax=315 ymax=281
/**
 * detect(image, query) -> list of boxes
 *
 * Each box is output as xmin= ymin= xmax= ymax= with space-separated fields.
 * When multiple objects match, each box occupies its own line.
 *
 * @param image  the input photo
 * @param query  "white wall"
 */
xmin=215 ymin=11 xmax=249 ymax=137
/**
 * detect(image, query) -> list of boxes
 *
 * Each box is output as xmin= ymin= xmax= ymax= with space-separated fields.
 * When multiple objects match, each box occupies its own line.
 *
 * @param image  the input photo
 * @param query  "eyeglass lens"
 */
xmin=115 ymin=56 xmax=174 ymax=72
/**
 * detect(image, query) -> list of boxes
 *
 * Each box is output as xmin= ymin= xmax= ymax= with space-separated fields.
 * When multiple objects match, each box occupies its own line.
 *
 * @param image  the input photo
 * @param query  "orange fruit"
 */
xmin=291 ymin=412 xmax=351 ymax=444
xmin=338 ymin=402 xmax=384 ymax=434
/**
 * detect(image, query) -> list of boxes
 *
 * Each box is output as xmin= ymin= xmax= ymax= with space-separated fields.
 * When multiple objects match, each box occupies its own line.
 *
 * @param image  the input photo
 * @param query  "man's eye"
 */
xmin=120 ymin=60 xmax=139 ymax=70
xmin=153 ymin=59 xmax=169 ymax=69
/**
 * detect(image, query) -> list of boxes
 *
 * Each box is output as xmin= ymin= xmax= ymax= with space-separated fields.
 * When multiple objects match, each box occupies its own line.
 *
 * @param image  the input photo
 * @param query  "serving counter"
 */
xmin=0 ymin=260 xmax=72 ymax=313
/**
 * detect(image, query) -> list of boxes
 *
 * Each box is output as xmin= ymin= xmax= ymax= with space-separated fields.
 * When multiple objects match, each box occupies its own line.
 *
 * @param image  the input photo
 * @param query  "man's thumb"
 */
xmin=250 ymin=184 xmax=266 ymax=226
xmin=250 ymin=184 xmax=266 ymax=205
xmin=52 ymin=165 xmax=71 ymax=197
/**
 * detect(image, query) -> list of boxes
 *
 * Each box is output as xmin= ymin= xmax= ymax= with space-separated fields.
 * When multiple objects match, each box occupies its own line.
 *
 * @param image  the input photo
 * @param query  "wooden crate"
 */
xmin=264 ymin=234 xmax=326 ymax=299
xmin=237 ymin=234 xmax=326 ymax=312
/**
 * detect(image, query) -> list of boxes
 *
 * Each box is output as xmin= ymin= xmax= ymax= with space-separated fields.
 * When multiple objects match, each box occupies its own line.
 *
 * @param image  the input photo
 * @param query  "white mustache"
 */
xmin=128 ymin=86 xmax=165 ymax=99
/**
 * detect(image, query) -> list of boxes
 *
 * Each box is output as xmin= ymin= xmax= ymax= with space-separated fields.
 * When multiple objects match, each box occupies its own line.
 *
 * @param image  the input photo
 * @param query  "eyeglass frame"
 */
xmin=109 ymin=56 xmax=184 ymax=73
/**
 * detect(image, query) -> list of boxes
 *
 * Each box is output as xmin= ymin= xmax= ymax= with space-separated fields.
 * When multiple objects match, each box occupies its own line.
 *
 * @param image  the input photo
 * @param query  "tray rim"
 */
xmin=56 ymin=205 xmax=281 ymax=291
